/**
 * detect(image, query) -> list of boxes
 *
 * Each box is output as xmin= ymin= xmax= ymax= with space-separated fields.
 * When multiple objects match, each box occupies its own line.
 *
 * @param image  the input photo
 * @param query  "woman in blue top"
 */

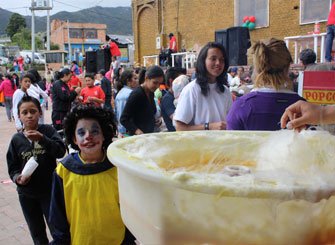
xmin=71 ymin=61 xmax=80 ymax=75
xmin=114 ymin=69 xmax=138 ymax=136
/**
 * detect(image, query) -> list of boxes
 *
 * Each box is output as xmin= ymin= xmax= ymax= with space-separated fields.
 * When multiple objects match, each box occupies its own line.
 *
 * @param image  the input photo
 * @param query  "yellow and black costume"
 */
xmin=49 ymin=152 xmax=128 ymax=245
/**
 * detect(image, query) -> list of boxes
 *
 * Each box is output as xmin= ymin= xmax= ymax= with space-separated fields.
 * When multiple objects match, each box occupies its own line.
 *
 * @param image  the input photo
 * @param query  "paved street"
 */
xmin=0 ymin=103 xmax=52 ymax=244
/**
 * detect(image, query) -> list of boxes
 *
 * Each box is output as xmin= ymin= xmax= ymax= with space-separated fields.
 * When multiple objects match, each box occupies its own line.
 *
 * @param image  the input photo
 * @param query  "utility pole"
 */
xmin=67 ymin=20 xmax=72 ymax=63
xmin=46 ymin=0 xmax=51 ymax=50
xmin=31 ymin=0 xmax=35 ymax=63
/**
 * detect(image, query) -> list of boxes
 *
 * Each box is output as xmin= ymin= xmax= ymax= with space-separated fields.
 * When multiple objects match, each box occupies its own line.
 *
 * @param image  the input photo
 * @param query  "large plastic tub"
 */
xmin=107 ymin=131 xmax=335 ymax=244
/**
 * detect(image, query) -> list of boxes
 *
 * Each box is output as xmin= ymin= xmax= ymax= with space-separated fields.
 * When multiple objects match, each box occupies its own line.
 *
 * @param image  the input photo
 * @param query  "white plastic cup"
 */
xmin=21 ymin=156 xmax=39 ymax=178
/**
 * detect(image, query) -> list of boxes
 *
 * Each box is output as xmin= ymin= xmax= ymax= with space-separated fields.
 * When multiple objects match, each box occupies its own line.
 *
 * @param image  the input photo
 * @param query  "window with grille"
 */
xmin=84 ymin=30 xmax=97 ymax=39
xmin=300 ymin=0 xmax=332 ymax=24
xmin=70 ymin=29 xmax=83 ymax=39
xmin=235 ymin=0 xmax=269 ymax=28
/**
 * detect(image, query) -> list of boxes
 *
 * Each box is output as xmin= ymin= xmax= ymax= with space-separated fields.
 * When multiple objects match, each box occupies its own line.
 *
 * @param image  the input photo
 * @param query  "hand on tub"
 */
xmin=281 ymin=101 xmax=335 ymax=131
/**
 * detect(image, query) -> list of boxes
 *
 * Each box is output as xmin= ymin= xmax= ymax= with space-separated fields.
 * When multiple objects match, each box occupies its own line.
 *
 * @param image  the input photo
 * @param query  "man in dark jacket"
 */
xmin=51 ymin=68 xmax=81 ymax=131
xmin=97 ymin=69 xmax=112 ymax=111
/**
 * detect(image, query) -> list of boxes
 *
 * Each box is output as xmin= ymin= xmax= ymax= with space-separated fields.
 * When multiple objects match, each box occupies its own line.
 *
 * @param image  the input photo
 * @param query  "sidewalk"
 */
xmin=0 ymin=104 xmax=52 ymax=244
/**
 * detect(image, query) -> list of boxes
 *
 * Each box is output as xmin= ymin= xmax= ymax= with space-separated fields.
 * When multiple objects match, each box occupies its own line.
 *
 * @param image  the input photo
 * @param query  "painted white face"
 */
xmin=74 ymin=119 xmax=105 ymax=156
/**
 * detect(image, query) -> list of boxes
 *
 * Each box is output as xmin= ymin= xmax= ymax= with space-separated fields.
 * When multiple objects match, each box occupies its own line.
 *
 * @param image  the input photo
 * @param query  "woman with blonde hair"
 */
xmin=226 ymin=38 xmax=305 ymax=130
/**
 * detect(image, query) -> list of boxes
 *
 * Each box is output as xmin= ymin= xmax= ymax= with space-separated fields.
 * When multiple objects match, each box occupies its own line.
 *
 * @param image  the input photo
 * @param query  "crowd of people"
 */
xmin=2 ymin=35 xmax=335 ymax=244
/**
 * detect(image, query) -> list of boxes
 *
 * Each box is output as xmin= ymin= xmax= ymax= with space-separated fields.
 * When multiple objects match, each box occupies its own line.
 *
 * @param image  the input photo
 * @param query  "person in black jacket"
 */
xmin=51 ymin=68 xmax=81 ymax=131
xmin=120 ymin=65 xmax=164 ymax=135
xmin=6 ymin=95 xmax=66 ymax=244
xmin=97 ymin=69 xmax=112 ymax=111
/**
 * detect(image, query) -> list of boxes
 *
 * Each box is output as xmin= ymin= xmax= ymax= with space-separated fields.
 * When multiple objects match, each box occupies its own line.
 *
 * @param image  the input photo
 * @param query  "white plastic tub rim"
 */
xmin=107 ymin=130 xmax=335 ymax=203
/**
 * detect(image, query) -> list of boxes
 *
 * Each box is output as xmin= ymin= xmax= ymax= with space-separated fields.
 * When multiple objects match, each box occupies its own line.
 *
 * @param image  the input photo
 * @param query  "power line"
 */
xmin=4 ymin=7 xmax=30 ymax=10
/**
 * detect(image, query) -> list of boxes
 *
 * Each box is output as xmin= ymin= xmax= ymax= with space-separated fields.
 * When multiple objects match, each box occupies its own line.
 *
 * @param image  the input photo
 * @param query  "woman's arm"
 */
xmin=13 ymin=92 xmax=23 ymax=131
xmin=120 ymin=91 xmax=140 ymax=134
xmin=281 ymin=101 xmax=335 ymax=130
xmin=175 ymin=120 xmax=227 ymax=131
xmin=38 ymin=86 xmax=49 ymax=101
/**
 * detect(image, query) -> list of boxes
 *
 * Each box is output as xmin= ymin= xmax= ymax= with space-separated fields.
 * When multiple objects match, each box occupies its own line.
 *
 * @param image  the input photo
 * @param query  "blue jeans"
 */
xmin=325 ymin=25 xmax=335 ymax=62
xmin=4 ymin=96 xmax=13 ymax=121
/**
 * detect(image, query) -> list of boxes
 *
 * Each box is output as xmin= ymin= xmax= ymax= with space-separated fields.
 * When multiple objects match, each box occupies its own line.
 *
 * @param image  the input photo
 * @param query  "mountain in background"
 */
xmin=0 ymin=6 xmax=132 ymax=35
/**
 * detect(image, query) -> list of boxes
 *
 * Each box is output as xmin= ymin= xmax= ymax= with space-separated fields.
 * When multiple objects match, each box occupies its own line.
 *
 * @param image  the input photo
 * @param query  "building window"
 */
xmin=300 ymin=0 xmax=331 ymax=24
xmin=70 ymin=29 xmax=83 ymax=38
xmin=235 ymin=0 xmax=269 ymax=28
xmin=84 ymin=30 xmax=97 ymax=39
xmin=45 ymin=53 xmax=63 ymax=63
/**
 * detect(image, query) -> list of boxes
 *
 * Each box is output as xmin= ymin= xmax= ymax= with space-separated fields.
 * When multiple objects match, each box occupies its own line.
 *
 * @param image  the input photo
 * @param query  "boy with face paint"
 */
xmin=49 ymin=105 xmax=135 ymax=245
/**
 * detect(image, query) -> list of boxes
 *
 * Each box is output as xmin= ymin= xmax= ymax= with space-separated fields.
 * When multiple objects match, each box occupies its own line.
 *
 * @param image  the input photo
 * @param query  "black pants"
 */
xmin=18 ymin=193 xmax=55 ymax=245
xmin=52 ymin=111 xmax=67 ymax=131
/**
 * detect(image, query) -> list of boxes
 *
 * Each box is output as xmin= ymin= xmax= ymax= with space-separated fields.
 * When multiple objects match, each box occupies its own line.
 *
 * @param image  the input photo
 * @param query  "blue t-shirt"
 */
xmin=115 ymin=86 xmax=133 ymax=134
xmin=72 ymin=64 xmax=80 ymax=75
xmin=161 ymin=91 xmax=176 ymax=131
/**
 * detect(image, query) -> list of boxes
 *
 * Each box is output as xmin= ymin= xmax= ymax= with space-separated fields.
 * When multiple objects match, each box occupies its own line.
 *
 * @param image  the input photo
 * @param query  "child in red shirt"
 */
xmin=79 ymin=73 xmax=105 ymax=107
xmin=68 ymin=73 xmax=82 ymax=91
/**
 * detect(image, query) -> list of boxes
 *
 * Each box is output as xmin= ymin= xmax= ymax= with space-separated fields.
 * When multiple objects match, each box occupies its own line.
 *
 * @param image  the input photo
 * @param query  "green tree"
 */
xmin=50 ymin=43 xmax=60 ymax=50
xmin=11 ymin=28 xmax=43 ymax=50
xmin=6 ymin=13 xmax=26 ymax=38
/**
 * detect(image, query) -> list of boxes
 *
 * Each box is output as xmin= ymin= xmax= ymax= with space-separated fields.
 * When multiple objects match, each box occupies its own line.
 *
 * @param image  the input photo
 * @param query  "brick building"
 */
xmin=50 ymin=19 xmax=107 ymax=60
xmin=132 ymin=0 xmax=334 ymax=65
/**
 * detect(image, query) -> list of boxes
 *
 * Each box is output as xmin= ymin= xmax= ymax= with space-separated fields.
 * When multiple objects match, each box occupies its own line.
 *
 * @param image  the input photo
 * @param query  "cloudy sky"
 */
xmin=0 ymin=0 xmax=131 ymax=16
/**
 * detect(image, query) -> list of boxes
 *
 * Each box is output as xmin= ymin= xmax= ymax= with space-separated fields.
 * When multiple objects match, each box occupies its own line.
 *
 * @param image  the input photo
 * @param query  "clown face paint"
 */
xmin=74 ymin=119 xmax=105 ymax=159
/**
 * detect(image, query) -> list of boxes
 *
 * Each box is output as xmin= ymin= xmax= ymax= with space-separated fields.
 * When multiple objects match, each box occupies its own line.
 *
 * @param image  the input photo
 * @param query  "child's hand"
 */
xmin=24 ymin=130 xmax=43 ymax=142
xmin=16 ymin=175 xmax=31 ymax=185
xmin=135 ymin=129 xmax=144 ymax=135
xmin=87 ymin=96 xmax=97 ymax=103
xmin=75 ymin=87 xmax=81 ymax=94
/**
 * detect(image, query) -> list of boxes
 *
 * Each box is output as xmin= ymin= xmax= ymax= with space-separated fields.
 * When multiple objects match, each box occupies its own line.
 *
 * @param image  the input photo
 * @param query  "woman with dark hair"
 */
xmin=114 ymin=69 xmax=138 ymax=136
xmin=0 ymin=74 xmax=17 ymax=121
xmin=71 ymin=60 xmax=80 ymax=75
xmin=226 ymin=38 xmax=305 ymax=130
xmin=120 ymin=65 xmax=164 ymax=135
xmin=174 ymin=42 xmax=232 ymax=131
xmin=51 ymin=68 xmax=81 ymax=131
xmin=138 ymin=68 xmax=146 ymax=85
xmin=27 ymin=69 xmax=49 ymax=124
